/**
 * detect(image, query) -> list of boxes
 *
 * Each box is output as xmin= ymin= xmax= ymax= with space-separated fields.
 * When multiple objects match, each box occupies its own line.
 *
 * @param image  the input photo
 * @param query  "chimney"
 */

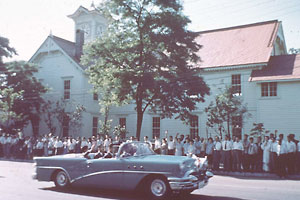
xmin=75 ymin=29 xmax=84 ymax=60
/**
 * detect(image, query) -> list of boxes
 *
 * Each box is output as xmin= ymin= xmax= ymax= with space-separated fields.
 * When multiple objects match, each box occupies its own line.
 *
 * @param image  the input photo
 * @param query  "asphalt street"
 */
xmin=1 ymin=159 xmax=300 ymax=200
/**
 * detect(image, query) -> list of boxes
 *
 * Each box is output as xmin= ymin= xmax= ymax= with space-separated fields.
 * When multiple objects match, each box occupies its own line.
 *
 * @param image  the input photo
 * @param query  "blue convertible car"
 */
xmin=33 ymin=142 xmax=213 ymax=199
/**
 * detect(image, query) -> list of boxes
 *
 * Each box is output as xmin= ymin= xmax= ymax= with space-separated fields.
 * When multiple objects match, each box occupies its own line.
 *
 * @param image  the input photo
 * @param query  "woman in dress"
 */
xmin=161 ymin=138 xmax=168 ymax=155
xmin=261 ymin=136 xmax=271 ymax=172
xmin=175 ymin=137 xmax=183 ymax=156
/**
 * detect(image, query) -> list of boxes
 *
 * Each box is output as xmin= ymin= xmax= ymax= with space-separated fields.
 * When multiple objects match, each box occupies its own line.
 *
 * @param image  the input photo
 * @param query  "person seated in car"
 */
xmin=94 ymin=145 xmax=105 ymax=159
xmin=83 ymin=145 xmax=104 ymax=159
xmin=103 ymin=144 xmax=114 ymax=159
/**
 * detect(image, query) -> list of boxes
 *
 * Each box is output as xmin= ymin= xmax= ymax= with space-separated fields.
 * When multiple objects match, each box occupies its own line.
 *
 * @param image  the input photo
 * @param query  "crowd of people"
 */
xmin=150 ymin=132 xmax=300 ymax=178
xmin=0 ymin=130 xmax=300 ymax=178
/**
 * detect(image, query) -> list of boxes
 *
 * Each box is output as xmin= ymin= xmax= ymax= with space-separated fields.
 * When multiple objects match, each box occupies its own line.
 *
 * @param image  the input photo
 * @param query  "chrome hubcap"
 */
xmin=151 ymin=179 xmax=166 ymax=197
xmin=57 ymin=172 xmax=67 ymax=186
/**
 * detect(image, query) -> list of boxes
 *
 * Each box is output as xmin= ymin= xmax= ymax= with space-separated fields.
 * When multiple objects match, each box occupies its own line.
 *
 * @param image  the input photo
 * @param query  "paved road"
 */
xmin=1 ymin=159 xmax=300 ymax=200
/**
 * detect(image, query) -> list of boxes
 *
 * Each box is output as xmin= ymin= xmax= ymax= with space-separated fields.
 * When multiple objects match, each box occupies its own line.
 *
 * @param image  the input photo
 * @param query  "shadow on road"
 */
xmin=41 ymin=186 xmax=245 ymax=200
xmin=0 ymin=158 xmax=33 ymax=163
xmin=41 ymin=186 xmax=141 ymax=200
xmin=189 ymin=194 xmax=245 ymax=200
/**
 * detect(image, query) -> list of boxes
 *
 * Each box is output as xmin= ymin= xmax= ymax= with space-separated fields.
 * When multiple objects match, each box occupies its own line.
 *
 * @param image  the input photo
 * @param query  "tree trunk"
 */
xmin=136 ymin=103 xmax=144 ymax=141
xmin=30 ymin=114 xmax=40 ymax=137
xmin=104 ymin=106 xmax=109 ymax=135
xmin=227 ymin=114 xmax=230 ymax=138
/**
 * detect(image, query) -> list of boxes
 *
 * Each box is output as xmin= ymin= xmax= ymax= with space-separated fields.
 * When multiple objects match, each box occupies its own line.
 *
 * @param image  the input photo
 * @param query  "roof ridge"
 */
xmin=51 ymin=35 xmax=74 ymax=44
xmin=198 ymin=19 xmax=279 ymax=34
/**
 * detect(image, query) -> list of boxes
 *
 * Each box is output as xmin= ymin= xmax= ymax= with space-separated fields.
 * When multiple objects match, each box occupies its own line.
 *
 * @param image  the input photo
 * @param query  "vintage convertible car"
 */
xmin=33 ymin=141 xmax=213 ymax=199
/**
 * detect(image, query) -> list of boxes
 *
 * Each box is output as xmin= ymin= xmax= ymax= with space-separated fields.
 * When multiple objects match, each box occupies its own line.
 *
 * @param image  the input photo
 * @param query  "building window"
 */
xmin=261 ymin=82 xmax=277 ymax=97
xmin=64 ymin=80 xmax=71 ymax=100
xmin=232 ymin=115 xmax=242 ymax=138
xmin=92 ymin=117 xmax=98 ymax=136
xmin=152 ymin=117 xmax=160 ymax=139
xmin=232 ymin=74 xmax=241 ymax=95
xmin=62 ymin=115 xmax=69 ymax=137
xmin=119 ymin=118 xmax=126 ymax=128
xmin=190 ymin=115 xmax=199 ymax=139
xmin=93 ymin=92 xmax=98 ymax=101
xmin=269 ymin=82 xmax=277 ymax=96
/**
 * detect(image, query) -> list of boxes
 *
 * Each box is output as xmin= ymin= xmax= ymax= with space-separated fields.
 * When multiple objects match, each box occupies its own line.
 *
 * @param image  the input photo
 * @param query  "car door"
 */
xmin=120 ymin=156 xmax=146 ymax=190
xmin=81 ymin=158 xmax=124 ymax=189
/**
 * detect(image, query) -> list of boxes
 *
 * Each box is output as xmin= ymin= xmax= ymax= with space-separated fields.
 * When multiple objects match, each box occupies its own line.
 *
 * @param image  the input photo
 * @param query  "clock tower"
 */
xmin=68 ymin=6 xmax=107 ymax=43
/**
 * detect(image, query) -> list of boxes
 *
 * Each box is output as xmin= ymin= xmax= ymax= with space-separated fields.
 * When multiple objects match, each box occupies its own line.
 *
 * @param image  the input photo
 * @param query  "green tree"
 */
xmin=0 ymin=36 xmax=16 ymax=66
xmin=50 ymin=99 xmax=85 ymax=137
xmin=0 ymin=88 xmax=23 ymax=132
xmin=250 ymin=123 xmax=269 ymax=138
xmin=41 ymin=100 xmax=57 ymax=134
xmin=0 ymin=61 xmax=47 ymax=135
xmin=0 ymin=36 xmax=19 ymax=133
xmin=205 ymin=87 xmax=249 ymax=139
xmin=82 ymin=0 xmax=209 ymax=140
xmin=0 ymin=36 xmax=47 ymax=134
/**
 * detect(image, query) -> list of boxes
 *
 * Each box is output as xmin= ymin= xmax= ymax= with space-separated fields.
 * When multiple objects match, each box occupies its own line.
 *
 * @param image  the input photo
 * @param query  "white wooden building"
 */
xmin=27 ymin=6 xmax=300 ymax=140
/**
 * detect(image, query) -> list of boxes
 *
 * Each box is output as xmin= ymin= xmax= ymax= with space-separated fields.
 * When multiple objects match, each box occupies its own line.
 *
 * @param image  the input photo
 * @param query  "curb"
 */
xmin=213 ymin=171 xmax=300 ymax=179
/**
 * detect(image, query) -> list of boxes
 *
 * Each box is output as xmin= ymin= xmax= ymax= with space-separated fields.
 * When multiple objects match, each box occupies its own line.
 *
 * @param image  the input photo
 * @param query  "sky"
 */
xmin=0 ymin=0 xmax=300 ymax=62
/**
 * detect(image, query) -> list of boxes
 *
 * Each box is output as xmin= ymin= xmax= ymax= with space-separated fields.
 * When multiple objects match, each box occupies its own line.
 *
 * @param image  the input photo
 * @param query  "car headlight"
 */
xmin=179 ymin=162 xmax=185 ymax=170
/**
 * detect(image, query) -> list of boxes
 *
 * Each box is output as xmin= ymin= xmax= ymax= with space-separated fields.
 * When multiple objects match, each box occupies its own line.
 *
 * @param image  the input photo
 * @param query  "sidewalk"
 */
xmin=213 ymin=170 xmax=300 ymax=179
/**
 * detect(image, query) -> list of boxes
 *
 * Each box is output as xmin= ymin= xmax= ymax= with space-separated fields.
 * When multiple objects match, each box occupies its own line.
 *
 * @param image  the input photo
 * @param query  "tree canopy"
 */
xmin=205 ymin=87 xmax=249 ymax=139
xmin=82 ymin=0 xmax=209 ymax=140
xmin=0 ymin=36 xmax=47 ymax=134
xmin=0 ymin=36 xmax=16 ymax=66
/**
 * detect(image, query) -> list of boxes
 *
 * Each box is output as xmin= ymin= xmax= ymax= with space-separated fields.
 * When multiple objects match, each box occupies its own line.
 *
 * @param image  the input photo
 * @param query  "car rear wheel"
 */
xmin=146 ymin=176 xmax=170 ymax=200
xmin=54 ymin=170 xmax=70 ymax=189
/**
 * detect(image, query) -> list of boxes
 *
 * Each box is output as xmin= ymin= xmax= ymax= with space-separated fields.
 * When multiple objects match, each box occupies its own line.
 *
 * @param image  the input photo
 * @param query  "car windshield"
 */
xmin=119 ymin=142 xmax=155 ymax=157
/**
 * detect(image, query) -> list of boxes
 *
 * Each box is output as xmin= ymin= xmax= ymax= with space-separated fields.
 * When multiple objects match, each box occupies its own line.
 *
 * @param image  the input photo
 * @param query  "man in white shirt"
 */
xmin=232 ymin=137 xmax=244 ymax=172
xmin=213 ymin=136 xmax=222 ymax=170
xmin=222 ymin=135 xmax=232 ymax=171
xmin=68 ymin=138 xmax=76 ymax=153
xmin=143 ymin=136 xmax=152 ymax=149
xmin=269 ymin=136 xmax=278 ymax=173
xmin=154 ymin=136 xmax=161 ymax=154
xmin=36 ymin=138 xmax=44 ymax=156
xmin=286 ymin=135 xmax=296 ymax=174
xmin=167 ymin=136 xmax=175 ymax=155
xmin=248 ymin=137 xmax=258 ymax=172
xmin=276 ymin=139 xmax=287 ymax=178
xmin=242 ymin=134 xmax=250 ymax=171
xmin=54 ymin=137 xmax=64 ymax=155
xmin=103 ymin=135 xmax=111 ymax=153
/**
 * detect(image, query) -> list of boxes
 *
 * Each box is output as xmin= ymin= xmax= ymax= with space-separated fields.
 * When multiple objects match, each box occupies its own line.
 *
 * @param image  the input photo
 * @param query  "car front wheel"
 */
xmin=54 ymin=170 xmax=70 ymax=189
xmin=147 ymin=176 xmax=170 ymax=200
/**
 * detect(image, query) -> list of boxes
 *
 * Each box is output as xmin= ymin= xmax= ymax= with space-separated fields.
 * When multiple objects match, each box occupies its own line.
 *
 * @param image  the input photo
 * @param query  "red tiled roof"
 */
xmin=195 ymin=20 xmax=279 ymax=69
xmin=250 ymin=54 xmax=300 ymax=82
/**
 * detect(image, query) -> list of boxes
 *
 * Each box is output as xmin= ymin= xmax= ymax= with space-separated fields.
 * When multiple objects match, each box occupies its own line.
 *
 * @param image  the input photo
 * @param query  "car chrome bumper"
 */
xmin=168 ymin=171 xmax=213 ymax=191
